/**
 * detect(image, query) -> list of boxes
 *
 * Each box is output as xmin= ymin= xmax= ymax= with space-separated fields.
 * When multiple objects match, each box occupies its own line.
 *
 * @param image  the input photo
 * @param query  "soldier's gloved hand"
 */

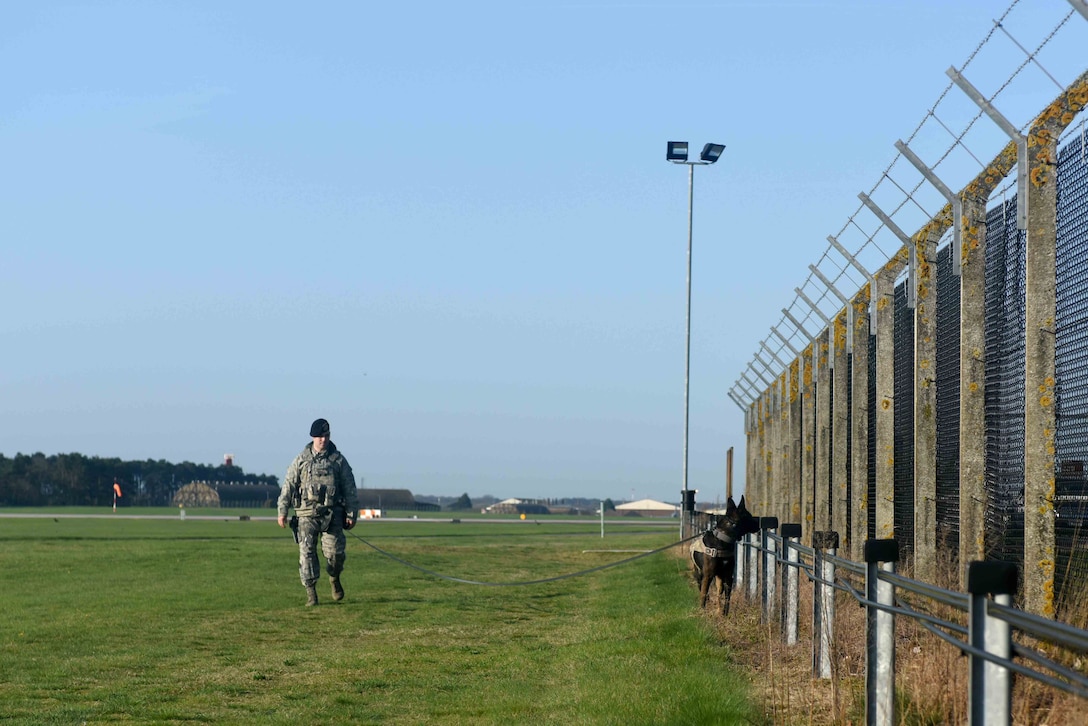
xmin=343 ymin=515 xmax=356 ymax=530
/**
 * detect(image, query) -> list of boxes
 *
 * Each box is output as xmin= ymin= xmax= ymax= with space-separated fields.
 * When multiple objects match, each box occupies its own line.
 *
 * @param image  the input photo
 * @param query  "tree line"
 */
xmin=0 ymin=452 xmax=278 ymax=507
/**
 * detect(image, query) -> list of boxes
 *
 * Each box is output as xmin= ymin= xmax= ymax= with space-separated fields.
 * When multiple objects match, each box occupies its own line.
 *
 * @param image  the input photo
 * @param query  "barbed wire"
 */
xmin=733 ymin=0 xmax=1085 ymax=398
xmin=992 ymin=10 xmax=1072 ymax=105
xmin=902 ymin=0 xmax=1021 ymax=148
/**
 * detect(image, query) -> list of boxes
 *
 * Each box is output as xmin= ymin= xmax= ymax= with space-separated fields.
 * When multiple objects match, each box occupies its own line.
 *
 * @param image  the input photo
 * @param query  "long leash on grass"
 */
xmin=345 ymin=528 xmax=702 ymax=587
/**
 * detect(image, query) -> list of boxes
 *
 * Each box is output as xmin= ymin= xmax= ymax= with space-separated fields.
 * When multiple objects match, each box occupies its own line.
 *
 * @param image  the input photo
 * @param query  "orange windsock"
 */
xmin=113 ymin=483 xmax=122 ymax=498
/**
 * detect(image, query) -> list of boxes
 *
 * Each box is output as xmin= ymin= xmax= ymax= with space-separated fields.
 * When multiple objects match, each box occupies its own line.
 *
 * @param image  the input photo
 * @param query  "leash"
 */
xmin=345 ymin=528 xmax=702 ymax=587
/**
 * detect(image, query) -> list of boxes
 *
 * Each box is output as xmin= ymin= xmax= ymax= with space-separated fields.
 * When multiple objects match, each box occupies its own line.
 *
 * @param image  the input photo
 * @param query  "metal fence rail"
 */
xmin=735 ymin=521 xmax=1088 ymax=726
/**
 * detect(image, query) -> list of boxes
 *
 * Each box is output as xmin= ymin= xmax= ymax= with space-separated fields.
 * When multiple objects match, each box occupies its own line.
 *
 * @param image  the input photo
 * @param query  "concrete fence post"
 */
xmin=800 ymin=344 xmax=815 ymax=543
xmin=865 ymin=538 xmax=899 ymax=726
xmin=968 ymin=561 xmax=1018 ymax=726
xmin=812 ymin=530 xmax=839 ymax=679
xmin=873 ymin=272 xmax=895 ymax=540
xmin=780 ymin=523 xmax=802 ymax=645
xmin=815 ymin=333 xmax=832 ymax=533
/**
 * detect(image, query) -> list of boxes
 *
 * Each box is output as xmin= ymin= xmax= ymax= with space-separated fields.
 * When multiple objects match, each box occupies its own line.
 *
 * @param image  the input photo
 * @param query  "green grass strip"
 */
xmin=0 ymin=515 xmax=758 ymax=725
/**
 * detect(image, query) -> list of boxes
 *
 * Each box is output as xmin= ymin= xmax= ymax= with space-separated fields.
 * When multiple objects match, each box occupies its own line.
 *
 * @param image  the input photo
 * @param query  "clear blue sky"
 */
xmin=3 ymin=1 xmax=1085 ymax=505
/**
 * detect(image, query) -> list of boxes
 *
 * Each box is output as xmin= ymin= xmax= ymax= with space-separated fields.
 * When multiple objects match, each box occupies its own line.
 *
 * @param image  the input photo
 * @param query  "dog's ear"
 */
xmin=726 ymin=497 xmax=737 ymax=517
xmin=738 ymin=495 xmax=748 ymax=515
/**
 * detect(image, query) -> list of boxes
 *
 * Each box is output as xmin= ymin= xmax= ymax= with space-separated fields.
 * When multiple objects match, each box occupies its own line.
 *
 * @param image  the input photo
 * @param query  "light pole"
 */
xmin=667 ymin=141 xmax=725 ymax=540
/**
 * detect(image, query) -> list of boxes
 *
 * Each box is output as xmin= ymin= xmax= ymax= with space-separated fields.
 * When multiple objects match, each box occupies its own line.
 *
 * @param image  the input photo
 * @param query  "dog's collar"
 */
xmin=711 ymin=527 xmax=736 ymax=544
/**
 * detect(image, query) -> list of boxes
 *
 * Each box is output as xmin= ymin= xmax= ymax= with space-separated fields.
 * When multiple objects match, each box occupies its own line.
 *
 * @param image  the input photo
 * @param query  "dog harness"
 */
xmin=699 ymin=527 xmax=736 ymax=558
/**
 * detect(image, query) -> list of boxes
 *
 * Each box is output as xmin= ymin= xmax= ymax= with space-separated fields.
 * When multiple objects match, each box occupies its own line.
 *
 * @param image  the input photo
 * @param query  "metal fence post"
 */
xmin=760 ymin=516 xmax=779 ymax=622
xmin=736 ymin=531 xmax=748 ymax=598
xmin=781 ymin=523 xmax=802 ymax=645
xmin=812 ymin=530 xmax=838 ymax=679
xmin=747 ymin=529 xmax=759 ymax=601
xmin=968 ymin=561 xmax=1018 ymax=726
xmin=865 ymin=539 xmax=899 ymax=726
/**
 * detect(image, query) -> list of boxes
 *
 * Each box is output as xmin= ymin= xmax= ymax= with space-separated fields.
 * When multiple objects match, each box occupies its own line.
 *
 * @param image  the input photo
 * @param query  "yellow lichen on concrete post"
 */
xmin=851 ymin=286 xmax=871 ymax=560
xmin=1023 ymin=71 xmax=1087 ymax=616
xmin=914 ymin=217 xmax=944 ymax=584
xmin=751 ymin=395 xmax=765 ymax=514
xmin=874 ymin=271 xmax=896 ymax=540
xmin=747 ymin=400 xmax=761 ymax=514
xmin=790 ymin=358 xmax=802 ymax=523
xmin=832 ymin=309 xmax=850 ymax=546
xmin=801 ymin=344 xmax=816 ymax=543
xmin=1020 ymin=73 xmax=1088 ymax=616
xmin=815 ymin=331 xmax=832 ymax=534
xmin=960 ymin=141 xmax=1017 ymax=581
xmin=778 ymin=370 xmax=791 ymax=524
xmin=760 ymin=392 xmax=771 ymax=515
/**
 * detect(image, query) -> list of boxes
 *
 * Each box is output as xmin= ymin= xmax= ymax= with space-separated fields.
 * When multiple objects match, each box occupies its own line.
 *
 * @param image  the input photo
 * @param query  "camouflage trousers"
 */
xmin=297 ymin=511 xmax=346 ymax=587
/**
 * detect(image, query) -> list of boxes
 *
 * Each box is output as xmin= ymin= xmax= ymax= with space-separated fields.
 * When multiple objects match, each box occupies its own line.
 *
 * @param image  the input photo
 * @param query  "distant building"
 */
xmin=547 ymin=505 xmax=586 ymax=515
xmin=614 ymin=498 xmax=680 ymax=518
xmin=485 ymin=498 xmax=523 ymax=514
xmin=484 ymin=498 xmax=550 ymax=515
xmin=215 ymin=481 xmax=280 ymax=508
xmin=173 ymin=482 xmax=220 ymax=508
xmin=172 ymin=480 xmax=279 ymax=508
xmin=357 ymin=488 xmax=440 ymax=512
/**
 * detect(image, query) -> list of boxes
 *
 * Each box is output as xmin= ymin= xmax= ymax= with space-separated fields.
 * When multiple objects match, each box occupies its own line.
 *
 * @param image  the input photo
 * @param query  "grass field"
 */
xmin=0 ymin=510 xmax=758 ymax=725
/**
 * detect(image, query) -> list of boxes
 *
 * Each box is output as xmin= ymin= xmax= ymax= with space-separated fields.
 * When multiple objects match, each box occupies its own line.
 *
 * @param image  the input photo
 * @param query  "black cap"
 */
xmin=309 ymin=418 xmax=330 ymax=437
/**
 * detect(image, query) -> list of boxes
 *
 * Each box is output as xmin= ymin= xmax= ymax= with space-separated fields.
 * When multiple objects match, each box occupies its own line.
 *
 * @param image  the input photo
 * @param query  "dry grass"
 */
xmin=696 ymin=547 xmax=1088 ymax=725
xmin=705 ymin=578 xmax=864 ymax=725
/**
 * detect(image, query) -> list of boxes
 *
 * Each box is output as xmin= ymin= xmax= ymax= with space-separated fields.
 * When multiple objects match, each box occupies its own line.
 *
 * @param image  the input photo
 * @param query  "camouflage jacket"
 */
xmin=277 ymin=441 xmax=359 ymax=519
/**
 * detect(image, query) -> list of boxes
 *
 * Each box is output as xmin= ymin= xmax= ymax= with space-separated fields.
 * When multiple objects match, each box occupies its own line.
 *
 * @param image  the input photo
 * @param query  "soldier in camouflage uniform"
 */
xmin=277 ymin=418 xmax=360 ymax=606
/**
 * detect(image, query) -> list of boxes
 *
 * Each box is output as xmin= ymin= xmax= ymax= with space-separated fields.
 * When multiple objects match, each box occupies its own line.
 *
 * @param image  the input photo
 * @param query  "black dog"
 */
xmin=690 ymin=496 xmax=758 ymax=615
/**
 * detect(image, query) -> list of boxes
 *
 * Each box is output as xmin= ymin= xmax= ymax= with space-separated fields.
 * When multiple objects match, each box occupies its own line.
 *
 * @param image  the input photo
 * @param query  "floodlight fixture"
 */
xmin=666 ymin=141 xmax=689 ymax=162
xmin=665 ymin=137 xmax=726 ymax=540
xmin=700 ymin=143 xmax=725 ymax=164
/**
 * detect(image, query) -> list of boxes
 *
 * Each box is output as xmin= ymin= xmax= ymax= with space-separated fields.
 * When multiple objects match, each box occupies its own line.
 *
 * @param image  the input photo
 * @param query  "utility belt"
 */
xmin=297 ymin=505 xmax=339 ymax=533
